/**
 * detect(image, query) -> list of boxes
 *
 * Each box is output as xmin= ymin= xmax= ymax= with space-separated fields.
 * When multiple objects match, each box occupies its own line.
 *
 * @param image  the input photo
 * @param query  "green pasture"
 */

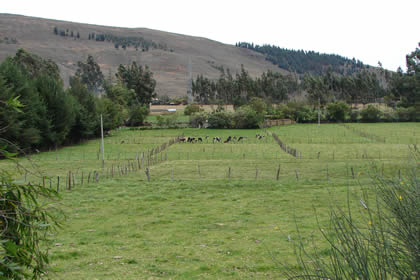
xmin=1 ymin=123 xmax=418 ymax=279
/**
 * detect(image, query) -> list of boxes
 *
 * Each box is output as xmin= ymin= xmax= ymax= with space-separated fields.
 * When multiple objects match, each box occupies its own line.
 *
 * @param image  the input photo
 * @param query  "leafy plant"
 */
xmin=0 ymin=97 xmax=60 ymax=279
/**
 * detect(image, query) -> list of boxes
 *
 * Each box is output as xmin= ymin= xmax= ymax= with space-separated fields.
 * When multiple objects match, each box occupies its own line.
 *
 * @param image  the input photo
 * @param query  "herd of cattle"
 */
xmin=179 ymin=134 xmax=266 ymax=143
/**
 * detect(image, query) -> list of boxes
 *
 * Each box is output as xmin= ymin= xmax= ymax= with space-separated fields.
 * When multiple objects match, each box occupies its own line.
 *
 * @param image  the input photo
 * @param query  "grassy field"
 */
xmin=1 ymin=123 xmax=418 ymax=279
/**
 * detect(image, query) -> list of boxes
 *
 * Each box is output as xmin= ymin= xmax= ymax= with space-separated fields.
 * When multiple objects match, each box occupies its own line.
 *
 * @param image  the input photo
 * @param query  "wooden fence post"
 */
xmin=68 ymin=171 xmax=71 ymax=191
xmin=145 ymin=168 xmax=150 ymax=182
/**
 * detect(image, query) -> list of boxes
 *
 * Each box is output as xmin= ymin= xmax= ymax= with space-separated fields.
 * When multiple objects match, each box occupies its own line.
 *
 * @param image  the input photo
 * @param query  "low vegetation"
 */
xmin=0 ymin=123 xmax=418 ymax=279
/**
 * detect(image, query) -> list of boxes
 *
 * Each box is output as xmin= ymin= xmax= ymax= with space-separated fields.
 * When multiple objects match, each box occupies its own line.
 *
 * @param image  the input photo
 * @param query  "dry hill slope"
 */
xmin=0 ymin=14 xmax=284 ymax=97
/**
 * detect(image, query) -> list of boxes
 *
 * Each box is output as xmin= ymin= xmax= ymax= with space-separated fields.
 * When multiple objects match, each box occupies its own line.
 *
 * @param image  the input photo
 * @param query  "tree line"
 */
xmin=52 ymin=27 xmax=171 ymax=52
xmin=236 ymin=42 xmax=366 ymax=75
xmin=192 ymin=66 xmax=298 ymax=106
xmin=0 ymin=49 xmax=157 ymax=154
xmin=190 ymin=43 xmax=419 ymax=122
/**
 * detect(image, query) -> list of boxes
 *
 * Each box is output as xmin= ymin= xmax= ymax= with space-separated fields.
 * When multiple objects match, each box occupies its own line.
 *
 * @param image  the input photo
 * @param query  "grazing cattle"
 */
xmin=224 ymin=136 xmax=232 ymax=143
xmin=233 ymin=136 xmax=237 ymax=142
xmin=198 ymin=137 xmax=203 ymax=142
xmin=238 ymin=136 xmax=246 ymax=142
xmin=213 ymin=137 xmax=221 ymax=143
xmin=179 ymin=137 xmax=186 ymax=142
xmin=120 ymin=140 xmax=125 ymax=144
xmin=256 ymin=134 xmax=265 ymax=140
xmin=205 ymin=136 xmax=209 ymax=140
xmin=187 ymin=137 xmax=196 ymax=143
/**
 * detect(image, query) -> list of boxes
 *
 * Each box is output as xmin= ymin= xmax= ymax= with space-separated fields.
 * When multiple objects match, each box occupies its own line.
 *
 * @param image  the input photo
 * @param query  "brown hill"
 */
xmin=0 ymin=14 xmax=286 ymax=97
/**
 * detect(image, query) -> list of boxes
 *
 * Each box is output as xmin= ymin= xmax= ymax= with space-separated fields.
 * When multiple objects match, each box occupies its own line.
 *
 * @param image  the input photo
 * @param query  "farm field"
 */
xmin=1 ymin=123 xmax=418 ymax=279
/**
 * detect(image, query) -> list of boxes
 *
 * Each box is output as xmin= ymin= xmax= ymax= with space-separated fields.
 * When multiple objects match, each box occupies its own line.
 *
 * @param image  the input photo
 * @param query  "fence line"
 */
xmin=272 ymin=133 xmax=302 ymax=158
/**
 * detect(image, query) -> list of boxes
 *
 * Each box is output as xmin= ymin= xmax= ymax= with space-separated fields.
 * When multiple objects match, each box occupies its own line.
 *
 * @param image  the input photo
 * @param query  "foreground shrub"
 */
xmin=0 ymin=98 xmax=60 ymax=279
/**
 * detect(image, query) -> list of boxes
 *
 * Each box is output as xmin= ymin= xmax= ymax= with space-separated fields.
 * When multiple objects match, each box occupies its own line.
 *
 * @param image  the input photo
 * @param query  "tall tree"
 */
xmin=116 ymin=62 xmax=156 ymax=106
xmin=75 ymin=55 xmax=104 ymax=94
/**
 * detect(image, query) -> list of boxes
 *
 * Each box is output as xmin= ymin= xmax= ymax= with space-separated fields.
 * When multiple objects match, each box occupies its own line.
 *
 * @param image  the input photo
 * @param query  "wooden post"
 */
xmin=276 ymin=165 xmax=280 ymax=181
xmin=68 ymin=171 xmax=71 ymax=190
xmin=81 ymin=172 xmax=84 ymax=185
xmin=255 ymin=168 xmax=258 ymax=180
xmin=351 ymin=167 xmax=355 ymax=179
xmin=145 ymin=168 xmax=150 ymax=182
xmin=88 ymin=172 xmax=91 ymax=183
xmin=198 ymin=165 xmax=201 ymax=178
xmin=57 ymin=176 xmax=60 ymax=192
xmin=228 ymin=167 xmax=231 ymax=180
xmin=171 ymin=168 xmax=173 ymax=180
xmin=295 ymin=170 xmax=299 ymax=181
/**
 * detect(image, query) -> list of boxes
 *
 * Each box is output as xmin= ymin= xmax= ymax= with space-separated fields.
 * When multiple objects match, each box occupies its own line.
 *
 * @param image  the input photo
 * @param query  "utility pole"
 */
xmin=100 ymin=114 xmax=105 ymax=168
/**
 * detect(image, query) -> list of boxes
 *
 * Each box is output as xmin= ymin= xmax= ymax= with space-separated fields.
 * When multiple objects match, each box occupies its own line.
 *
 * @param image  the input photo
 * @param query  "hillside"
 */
xmin=0 ymin=14 xmax=284 ymax=97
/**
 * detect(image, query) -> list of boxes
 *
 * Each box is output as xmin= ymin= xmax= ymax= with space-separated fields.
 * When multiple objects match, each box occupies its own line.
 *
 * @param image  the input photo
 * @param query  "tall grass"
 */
xmin=284 ymin=150 xmax=419 ymax=279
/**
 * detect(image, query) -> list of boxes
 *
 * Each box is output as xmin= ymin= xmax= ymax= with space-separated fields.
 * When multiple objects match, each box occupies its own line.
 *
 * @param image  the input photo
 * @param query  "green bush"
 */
xmin=278 ymin=102 xmax=319 ymax=123
xmin=396 ymin=106 xmax=419 ymax=122
xmin=208 ymin=112 xmax=232 ymax=128
xmin=326 ymin=101 xmax=350 ymax=122
xmin=360 ymin=105 xmax=382 ymax=122
xmin=127 ymin=105 xmax=149 ymax=126
xmin=249 ymin=97 xmax=267 ymax=115
xmin=189 ymin=112 xmax=208 ymax=128
xmin=232 ymin=106 xmax=263 ymax=128
xmin=156 ymin=114 xmax=178 ymax=128
xmin=184 ymin=104 xmax=201 ymax=115
xmin=350 ymin=109 xmax=360 ymax=122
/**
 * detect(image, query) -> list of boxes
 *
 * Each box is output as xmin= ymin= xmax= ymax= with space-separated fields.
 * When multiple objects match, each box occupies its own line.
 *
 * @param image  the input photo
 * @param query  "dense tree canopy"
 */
xmin=192 ymin=66 xmax=297 ymax=106
xmin=116 ymin=62 xmax=156 ymax=106
xmin=236 ymin=42 xmax=365 ymax=75
xmin=75 ymin=55 xmax=104 ymax=94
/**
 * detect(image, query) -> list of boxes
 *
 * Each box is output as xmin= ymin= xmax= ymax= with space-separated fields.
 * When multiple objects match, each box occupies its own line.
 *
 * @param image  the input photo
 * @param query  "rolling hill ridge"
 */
xmin=0 ymin=14 xmax=368 ymax=97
